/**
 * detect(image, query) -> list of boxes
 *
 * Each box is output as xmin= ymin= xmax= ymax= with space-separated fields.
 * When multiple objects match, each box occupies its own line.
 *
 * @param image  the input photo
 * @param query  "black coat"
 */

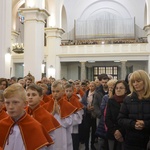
xmin=105 ymin=97 xmax=125 ymax=140
xmin=118 ymin=92 xmax=150 ymax=150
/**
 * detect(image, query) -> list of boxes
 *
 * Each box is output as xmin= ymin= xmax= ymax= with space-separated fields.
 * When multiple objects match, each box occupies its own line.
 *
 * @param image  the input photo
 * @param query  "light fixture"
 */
xmin=41 ymin=60 xmax=45 ymax=73
xmin=101 ymin=41 xmax=105 ymax=44
xmin=88 ymin=60 xmax=95 ymax=63
xmin=12 ymin=43 xmax=24 ymax=54
xmin=5 ymin=48 xmax=11 ymax=63
xmin=48 ymin=65 xmax=55 ymax=78
xmin=114 ymin=60 xmax=120 ymax=62
xmin=7 ymin=47 xmax=11 ymax=54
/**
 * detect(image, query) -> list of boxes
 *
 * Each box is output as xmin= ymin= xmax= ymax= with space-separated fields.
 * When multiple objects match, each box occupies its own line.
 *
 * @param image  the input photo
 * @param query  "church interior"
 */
xmin=0 ymin=0 xmax=150 ymax=82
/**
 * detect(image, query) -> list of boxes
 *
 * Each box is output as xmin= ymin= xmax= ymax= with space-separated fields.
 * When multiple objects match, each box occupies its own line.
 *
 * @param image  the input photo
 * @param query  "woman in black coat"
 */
xmin=118 ymin=70 xmax=150 ymax=150
xmin=105 ymin=80 xmax=129 ymax=150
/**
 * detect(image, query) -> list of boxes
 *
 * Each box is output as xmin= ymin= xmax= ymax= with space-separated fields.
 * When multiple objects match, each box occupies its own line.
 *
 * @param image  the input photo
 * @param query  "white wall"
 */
xmin=61 ymin=61 xmax=148 ymax=80
xmin=61 ymin=62 xmax=79 ymax=80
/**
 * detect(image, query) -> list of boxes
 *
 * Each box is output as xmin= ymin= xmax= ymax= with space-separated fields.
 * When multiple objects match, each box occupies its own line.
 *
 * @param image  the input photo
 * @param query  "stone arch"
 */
xmin=12 ymin=0 xmax=25 ymax=30
xmin=79 ymin=0 xmax=131 ymax=21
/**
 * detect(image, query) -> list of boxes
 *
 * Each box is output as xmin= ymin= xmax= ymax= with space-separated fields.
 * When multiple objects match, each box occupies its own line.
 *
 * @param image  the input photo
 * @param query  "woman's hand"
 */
xmin=114 ymin=130 xmax=124 ymax=142
xmin=87 ymin=105 xmax=94 ymax=111
xmin=135 ymin=120 xmax=145 ymax=130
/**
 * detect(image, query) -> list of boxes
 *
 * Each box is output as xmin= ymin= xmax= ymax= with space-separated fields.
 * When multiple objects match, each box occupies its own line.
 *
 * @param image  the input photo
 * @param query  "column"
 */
xmin=19 ymin=1 xmax=49 ymax=81
xmin=47 ymin=0 xmax=64 ymax=28
xmin=88 ymin=66 xmax=93 ymax=81
xmin=44 ymin=0 xmax=64 ymax=79
xmin=80 ymin=61 xmax=86 ymax=81
xmin=45 ymin=28 xmax=64 ymax=79
xmin=144 ymin=24 xmax=150 ymax=45
xmin=11 ymin=31 xmax=20 ymax=76
xmin=121 ymin=61 xmax=127 ymax=80
xmin=25 ymin=0 xmax=45 ymax=9
xmin=11 ymin=31 xmax=19 ymax=44
xmin=144 ymin=0 xmax=150 ymax=74
xmin=0 ymin=0 xmax=12 ymax=78
xmin=148 ymin=55 xmax=150 ymax=74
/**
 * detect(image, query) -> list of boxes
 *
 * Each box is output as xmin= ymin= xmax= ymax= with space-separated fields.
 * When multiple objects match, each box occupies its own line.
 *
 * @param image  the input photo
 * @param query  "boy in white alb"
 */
xmin=43 ymin=81 xmax=77 ymax=150
xmin=0 ymin=83 xmax=53 ymax=150
xmin=64 ymin=83 xmax=84 ymax=150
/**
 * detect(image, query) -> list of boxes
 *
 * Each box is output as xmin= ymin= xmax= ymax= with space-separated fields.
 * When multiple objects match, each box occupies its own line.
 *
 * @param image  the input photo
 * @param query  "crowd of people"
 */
xmin=0 ymin=70 xmax=150 ymax=150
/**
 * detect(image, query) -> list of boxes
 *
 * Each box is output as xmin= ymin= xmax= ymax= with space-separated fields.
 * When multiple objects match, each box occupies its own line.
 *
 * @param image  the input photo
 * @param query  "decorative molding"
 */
xmin=45 ymin=27 xmax=65 ymax=38
xmin=18 ymin=8 xmax=50 ymax=17
xmin=11 ymin=30 xmax=19 ymax=36
xmin=143 ymin=24 xmax=150 ymax=31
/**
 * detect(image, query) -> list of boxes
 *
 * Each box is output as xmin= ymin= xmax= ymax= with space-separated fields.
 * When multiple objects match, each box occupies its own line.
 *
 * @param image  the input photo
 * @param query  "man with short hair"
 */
xmin=94 ymin=74 xmax=110 ymax=150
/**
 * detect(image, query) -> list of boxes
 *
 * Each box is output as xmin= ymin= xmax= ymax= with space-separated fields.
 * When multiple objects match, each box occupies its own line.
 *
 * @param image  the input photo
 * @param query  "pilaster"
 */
xmin=144 ymin=25 xmax=150 ymax=44
xmin=148 ymin=55 xmax=150 ymax=74
xmin=121 ymin=61 xmax=127 ymax=80
xmin=19 ymin=8 xmax=49 ymax=81
xmin=0 ymin=0 xmax=12 ymax=78
xmin=144 ymin=25 xmax=150 ymax=75
xmin=87 ymin=66 xmax=93 ymax=81
xmin=80 ymin=61 xmax=86 ymax=81
xmin=11 ymin=30 xmax=19 ymax=43
xmin=45 ymin=27 xmax=64 ymax=79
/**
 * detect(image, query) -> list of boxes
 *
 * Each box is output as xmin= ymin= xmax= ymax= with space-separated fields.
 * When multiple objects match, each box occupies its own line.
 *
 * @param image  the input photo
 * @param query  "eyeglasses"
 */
xmin=115 ymin=87 xmax=125 ymax=90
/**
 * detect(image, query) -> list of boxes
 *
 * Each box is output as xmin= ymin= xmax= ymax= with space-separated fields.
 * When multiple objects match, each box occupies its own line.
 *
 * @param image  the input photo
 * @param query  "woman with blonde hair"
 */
xmin=118 ymin=70 xmax=150 ymax=150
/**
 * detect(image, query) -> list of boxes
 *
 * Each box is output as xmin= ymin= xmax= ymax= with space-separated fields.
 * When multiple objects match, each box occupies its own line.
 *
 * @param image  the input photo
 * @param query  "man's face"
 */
xmin=81 ymin=85 xmax=87 ymax=91
xmin=101 ymin=79 xmax=109 ymax=88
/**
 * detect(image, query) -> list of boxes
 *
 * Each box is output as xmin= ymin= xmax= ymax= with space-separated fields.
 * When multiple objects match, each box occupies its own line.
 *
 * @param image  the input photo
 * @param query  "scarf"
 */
xmin=87 ymin=90 xmax=95 ymax=105
xmin=113 ymin=94 xmax=126 ymax=104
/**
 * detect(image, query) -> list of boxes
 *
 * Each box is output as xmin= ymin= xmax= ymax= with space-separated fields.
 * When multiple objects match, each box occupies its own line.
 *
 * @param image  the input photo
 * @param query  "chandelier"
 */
xmin=12 ymin=43 xmax=24 ymax=54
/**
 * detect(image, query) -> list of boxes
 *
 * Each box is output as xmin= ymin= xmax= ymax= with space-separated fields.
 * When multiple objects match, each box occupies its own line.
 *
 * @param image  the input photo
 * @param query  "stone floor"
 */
xmin=79 ymin=140 xmax=100 ymax=150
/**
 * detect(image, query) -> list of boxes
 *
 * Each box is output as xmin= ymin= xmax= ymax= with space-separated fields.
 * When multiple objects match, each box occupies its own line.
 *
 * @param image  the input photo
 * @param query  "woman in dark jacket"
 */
xmin=95 ymin=79 xmax=117 ymax=150
xmin=105 ymin=80 xmax=129 ymax=150
xmin=118 ymin=70 xmax=150 ymax=150
xmin=81 ymin=81 xmax=98 ymax=150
